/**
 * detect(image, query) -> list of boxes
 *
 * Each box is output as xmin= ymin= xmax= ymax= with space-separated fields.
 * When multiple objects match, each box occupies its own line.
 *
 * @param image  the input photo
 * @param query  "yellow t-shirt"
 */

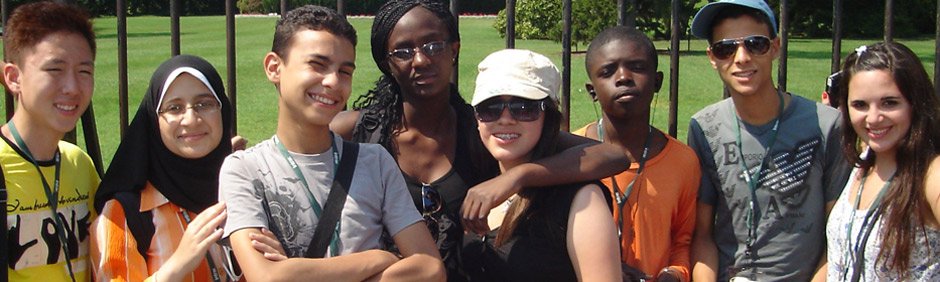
xmin=2 ymin=137 xmax=99 ymax=282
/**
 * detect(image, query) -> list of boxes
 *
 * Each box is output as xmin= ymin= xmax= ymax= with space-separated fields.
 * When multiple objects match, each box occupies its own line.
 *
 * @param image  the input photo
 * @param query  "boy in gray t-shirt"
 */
xmin=218 ymin=5 xmax=443 ymax=281
xmin=687 ymin=1 xmax=851 ymax=281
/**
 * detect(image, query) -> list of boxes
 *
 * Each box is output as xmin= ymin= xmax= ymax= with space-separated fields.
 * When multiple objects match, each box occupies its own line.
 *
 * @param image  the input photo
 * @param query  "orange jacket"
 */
xmin=90 ymin=183 xmax=230 ymax=282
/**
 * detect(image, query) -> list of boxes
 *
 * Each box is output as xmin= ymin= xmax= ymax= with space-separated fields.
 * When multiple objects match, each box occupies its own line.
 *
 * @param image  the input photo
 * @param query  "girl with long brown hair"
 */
xmin=825 ymin=42 xmax=940 ymax=281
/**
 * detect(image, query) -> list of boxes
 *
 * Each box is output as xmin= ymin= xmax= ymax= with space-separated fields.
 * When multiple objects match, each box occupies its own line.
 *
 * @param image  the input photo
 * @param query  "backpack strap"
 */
xmin=352 ymin=108 xmax=385 ymax=144
xmin=304 ymin=141 xmax=359 ymax=258
xmin=113 ymin=192 xmax=155 ymax=257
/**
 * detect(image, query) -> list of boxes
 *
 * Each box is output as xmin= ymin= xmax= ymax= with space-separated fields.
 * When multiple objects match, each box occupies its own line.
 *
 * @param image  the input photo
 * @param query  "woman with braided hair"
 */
xmin=331 ymin=0 xmax=628 ymax=280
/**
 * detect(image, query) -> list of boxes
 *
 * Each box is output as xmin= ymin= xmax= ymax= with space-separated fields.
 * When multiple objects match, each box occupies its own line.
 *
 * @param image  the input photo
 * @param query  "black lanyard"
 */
xmin=273 ymin=134 xmax=341 ymax=257
xmin=180 ymin=210 xmax=225 ymax=282
xmin=599 ymin=121 xmax=653 ymax=242
xmin=732 ymin=91 xmax=784 ymax=270
xmin=839 ymin=171 xmax=894 ymax=281
xmin=7 ymin=122 xmax=75 ymax=282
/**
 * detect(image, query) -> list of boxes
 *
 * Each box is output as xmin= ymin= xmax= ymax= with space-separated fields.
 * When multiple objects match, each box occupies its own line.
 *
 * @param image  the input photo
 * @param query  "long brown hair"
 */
xmin=494 ymin=98 xmax=562 ymax=247
xmin=839 ymin=42 xmax=940 ymax=278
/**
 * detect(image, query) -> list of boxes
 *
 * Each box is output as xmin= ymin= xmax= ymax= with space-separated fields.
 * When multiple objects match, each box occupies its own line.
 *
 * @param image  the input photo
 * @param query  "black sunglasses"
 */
xmin=388 ymin=41 xmax=447 ymax=61
xmin=474 ymin=98 xmax=546 ymax=123
xmin=709 ymin=35 xmax=772 ymax=60
xmin=421 ymin=184 xmax=442 ymax=241
xmin=421 ymin=184 xmax=442 ymax=216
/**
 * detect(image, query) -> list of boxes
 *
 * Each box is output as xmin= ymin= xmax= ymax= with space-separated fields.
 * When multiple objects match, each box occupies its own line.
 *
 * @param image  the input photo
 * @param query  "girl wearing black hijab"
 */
xmin=90 ymin=55 xmax=245 ymax=282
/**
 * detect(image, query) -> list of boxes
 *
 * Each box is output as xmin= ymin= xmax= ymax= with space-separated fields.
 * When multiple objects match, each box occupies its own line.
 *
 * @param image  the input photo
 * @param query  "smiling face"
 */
xmin=477 ymin=96 xmax=545 ymax=171
xmin=4 ymin=31 xmax=94 ymax=136
xmin=157 ymin=73 xmax=223 ymax=159
xmin=586 ymin=39 xmax=662 ymax=120
xmin=707 ymin=15 xmax=779 ymax=97
xmin=385 ymin=7 xmax=458 ymax=100
xmin=265 ymin=29 xmax=356 ymax=129
xmin=847 ymin=70 xmax=912 ymax=157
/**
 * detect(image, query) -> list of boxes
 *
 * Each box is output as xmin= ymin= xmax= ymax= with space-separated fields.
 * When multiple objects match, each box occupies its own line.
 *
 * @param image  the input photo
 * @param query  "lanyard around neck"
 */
xmin=840 ymin=171 xmax=894 ymax=281
xmin=180 ymin=210 xmax=225 ymax=282
xmin=601 ymin=123 xmax=653 ymax=242
xmin=7 ymin=122 xmax=75 ymax=282
xmin=733 ymin=90 xmax=784 ymax=265
xmin=273 ymin=134 xmax=341 ymax=257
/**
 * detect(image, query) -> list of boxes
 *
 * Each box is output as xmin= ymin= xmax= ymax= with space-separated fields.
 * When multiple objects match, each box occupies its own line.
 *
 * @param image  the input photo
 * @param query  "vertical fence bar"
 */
xmin=505 ymin=0 xmax=515 ymax=49
xmin=170 ymin=0 xmax=180 ymax=56
xmin=337 ymin=0 xmax=344 ymax=16
xmin=118 ymin=0 xmax=129 ymax=137
xmin=2 ymin=0 xmax=11 ymax=121
xmin=226 ymin=0 xmax=237 ymax=134
xmin=82 ymin=105 xmax=103 ymax=175
xmin=281 ymin=0 xmax=288 ymax=19
xmin=936 ymin=0 xmax=939 ymax=96
xmin=561 ymin=0 xmax=571 ymax=131
xmin=451 ymin=0 xmax=459 ymax=85
xmin=618 ymin=0 xmax=626 ymax=26
xmin=831 ymin=0 xmax=843 ymax=73
xmin=884 ymin=0 xmax=894 ymax=42
xmin=625 ymin=0 xmax=636 ymax=29
xmin=777 ymin=0 xmax=788 ymax=92
xmin=668 ymin=0 xmax=680 ymax=138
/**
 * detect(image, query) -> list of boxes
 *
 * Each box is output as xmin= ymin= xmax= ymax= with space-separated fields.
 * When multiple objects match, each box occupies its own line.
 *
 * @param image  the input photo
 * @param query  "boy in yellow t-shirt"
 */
xmin=1 ymin=2 xmax=100 ymax=281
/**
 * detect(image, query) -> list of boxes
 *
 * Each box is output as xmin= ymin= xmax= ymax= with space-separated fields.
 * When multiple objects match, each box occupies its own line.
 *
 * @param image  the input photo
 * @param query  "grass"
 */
xmin=2 ymin=16 xmax=936 ymax=168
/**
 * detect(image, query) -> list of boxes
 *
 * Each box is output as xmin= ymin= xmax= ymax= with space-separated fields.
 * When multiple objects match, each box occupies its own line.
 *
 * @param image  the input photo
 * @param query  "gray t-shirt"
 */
xmin=219 ymin=134 xmax=422 ymax=258
xmin=687 ymin=94 xmax=851 ymax=281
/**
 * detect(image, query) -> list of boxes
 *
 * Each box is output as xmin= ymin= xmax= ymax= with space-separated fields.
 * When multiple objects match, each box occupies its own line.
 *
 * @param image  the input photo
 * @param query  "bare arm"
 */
xmin=330 ymin=110 xmax=361 ymax=141
xmin=691 ymin=203 xmax=718 ymax=282
xmin=567 ymin=184 xmax=622 ymax=282
xmin=462 ymin=132 xmax=628 ymax=233
xmin=368 ymin=223 xmax=445 ymax=282
xmin=229 ymin=228 xmax=399 ymax=282
xmin=926 ymin=156 xmax=940 ymax=226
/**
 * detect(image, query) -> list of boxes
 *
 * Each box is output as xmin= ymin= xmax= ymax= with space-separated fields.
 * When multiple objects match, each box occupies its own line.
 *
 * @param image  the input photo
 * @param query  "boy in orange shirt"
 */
xmin=573 ymin=26 xmax=700 ymax=282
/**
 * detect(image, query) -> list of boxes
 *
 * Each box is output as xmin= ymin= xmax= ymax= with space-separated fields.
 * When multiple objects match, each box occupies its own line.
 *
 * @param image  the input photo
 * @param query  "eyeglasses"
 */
xmin=157 ymin=98 xmax=221 ymax=122
xmin=709 ymin=35 xmax=772 ymax=60
xmin=474 ymin=98 xmax=545 ymax=123
xmin=387 ymin=41 xmax=448 ymax=62
xmin=421 ymin=184 xmax=442 ymax=241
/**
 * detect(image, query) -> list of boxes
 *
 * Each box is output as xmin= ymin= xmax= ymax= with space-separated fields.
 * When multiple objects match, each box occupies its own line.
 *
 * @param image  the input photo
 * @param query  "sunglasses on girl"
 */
xmin=387 ymin=41 xmax=447 ymax=62
xmin=474 ymin=98 xmax=546 ymax=123
xmin=709 ymin=35 xmax=772 ymax=60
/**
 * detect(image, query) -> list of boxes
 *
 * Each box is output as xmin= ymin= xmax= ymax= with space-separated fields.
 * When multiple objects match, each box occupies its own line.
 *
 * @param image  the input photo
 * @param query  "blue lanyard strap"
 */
xmin=7 ymin=122 xmax=75 ymax=282
xmin=732 ymin=91 xmax=784 ymax=265
xmin=602 ymin=124 xmax=653 ymax=242
xmin=273 ymin=134 xmax=341 ymax=257
xmin=839 ymin=172 xmax=894 ymax=281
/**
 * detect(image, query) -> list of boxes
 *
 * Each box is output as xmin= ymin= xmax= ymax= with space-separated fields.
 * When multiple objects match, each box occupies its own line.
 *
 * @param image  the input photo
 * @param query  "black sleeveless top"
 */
xmin=353 ymin=97 xmax=498 ymax=282
xmin=462 ymin=182 xmax=607 ymax=282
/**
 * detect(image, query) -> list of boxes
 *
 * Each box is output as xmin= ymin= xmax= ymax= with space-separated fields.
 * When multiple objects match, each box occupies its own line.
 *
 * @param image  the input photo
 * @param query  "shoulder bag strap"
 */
xmin=304 ymin=141 xmax=359 ymax=258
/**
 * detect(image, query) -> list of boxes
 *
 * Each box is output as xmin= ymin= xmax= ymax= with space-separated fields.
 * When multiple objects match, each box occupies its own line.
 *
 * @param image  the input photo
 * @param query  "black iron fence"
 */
xmin=1 ymin=0 xmax=936 ymax=174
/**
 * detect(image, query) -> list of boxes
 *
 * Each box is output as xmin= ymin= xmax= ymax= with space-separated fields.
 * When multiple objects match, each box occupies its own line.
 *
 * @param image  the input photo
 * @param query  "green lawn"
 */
xmin=3 ymin=16 xmax=935 ymax=168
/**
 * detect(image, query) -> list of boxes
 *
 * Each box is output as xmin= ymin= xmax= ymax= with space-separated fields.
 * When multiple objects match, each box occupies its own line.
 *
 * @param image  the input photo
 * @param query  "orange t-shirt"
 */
xmin=90 ymin=183 xmax=230 ymax=282
xmin=574 ymin=124 xmax=700 ymax=281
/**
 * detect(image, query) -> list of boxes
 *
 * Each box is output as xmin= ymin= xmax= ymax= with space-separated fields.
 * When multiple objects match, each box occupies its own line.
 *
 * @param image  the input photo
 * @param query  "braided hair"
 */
xmin=351 ymin=0 xmax=460 ymax=153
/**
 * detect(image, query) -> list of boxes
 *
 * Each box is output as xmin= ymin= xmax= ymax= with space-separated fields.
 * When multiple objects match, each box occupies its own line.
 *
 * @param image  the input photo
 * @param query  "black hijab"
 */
xmin=94 ymin=55 xmax=233 ymax=214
